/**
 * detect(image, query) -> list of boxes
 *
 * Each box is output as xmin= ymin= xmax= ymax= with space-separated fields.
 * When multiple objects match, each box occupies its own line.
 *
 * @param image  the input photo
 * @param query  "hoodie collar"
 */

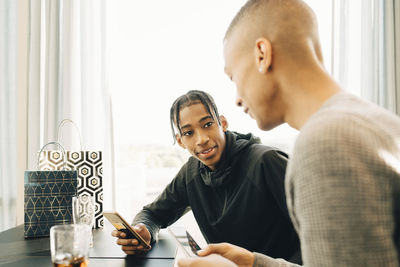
xmin=199 ymin=131 xmax=260 ymax=187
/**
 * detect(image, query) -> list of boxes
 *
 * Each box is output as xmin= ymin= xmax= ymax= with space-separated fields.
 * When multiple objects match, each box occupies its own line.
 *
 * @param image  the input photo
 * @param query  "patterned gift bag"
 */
xmin=39 ymin=119 xmax=104 ymax=228
xmin=24 ymin=142 xmax=77 ymax=238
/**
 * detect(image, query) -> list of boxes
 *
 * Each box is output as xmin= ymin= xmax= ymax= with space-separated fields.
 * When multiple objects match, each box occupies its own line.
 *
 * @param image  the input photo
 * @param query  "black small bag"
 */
xmin=24 ymin=142 xmax=78 ymax=238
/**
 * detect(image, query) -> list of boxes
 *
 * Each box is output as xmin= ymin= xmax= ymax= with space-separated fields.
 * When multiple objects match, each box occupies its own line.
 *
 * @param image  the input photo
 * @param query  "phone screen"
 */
xmin=168 ymin=226 xmax=201 ymax=257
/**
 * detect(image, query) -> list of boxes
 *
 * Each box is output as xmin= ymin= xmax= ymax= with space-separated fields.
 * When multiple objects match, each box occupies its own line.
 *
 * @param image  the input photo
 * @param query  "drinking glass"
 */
xmin=50 ymin=224 xmax=91 ymax=267
xmin=72 ymin=195 xmax=95 ymax=247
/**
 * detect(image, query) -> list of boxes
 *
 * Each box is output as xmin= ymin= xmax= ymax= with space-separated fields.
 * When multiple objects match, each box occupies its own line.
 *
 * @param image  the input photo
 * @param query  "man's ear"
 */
xmin=219 ymin=115 xmax=229 ymax=132
xmin=176 ymin=134 xmax=186 ymax=149
xmin=254 ymin=38 xmax=272 ymax=73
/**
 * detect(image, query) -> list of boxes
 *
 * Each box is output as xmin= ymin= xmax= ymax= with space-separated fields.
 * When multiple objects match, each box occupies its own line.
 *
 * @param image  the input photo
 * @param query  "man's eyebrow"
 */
xmin=199 ymin=115 xmax=213 ymax=122
xmin=180 ymin=115 xmax=214 ymax=130
xmin=180 ymin=123 xmax=191 ymax=130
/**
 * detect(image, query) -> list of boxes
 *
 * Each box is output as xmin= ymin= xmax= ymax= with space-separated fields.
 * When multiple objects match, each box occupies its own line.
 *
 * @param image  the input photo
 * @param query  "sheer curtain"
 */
xmin=361 ymin=0 xmax=400 ymax=115
xmin=0 ymin=0 xmax=17 ymax=232
xmin=25 ymin=0 xmax=114 ymax=217
xmin=332 ymin=0 xmax=400 ymax=115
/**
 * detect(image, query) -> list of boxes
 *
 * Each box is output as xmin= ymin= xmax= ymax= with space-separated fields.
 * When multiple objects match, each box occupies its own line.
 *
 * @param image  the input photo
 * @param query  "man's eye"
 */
xmin=183 ymin=131 xmax=193 ymax=136
xmin=204 ymin=122 xmax=213 ymax=128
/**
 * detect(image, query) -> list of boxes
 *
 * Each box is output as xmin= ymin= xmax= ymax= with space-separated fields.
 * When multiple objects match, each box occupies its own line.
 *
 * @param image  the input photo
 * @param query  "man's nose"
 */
xmin=196 ymin=131 xmax=209 ymax=145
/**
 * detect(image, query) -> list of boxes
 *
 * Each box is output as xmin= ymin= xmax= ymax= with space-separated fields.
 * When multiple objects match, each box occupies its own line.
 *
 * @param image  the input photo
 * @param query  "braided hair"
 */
xmin=170 ymin=90 xmax=221 ymax=143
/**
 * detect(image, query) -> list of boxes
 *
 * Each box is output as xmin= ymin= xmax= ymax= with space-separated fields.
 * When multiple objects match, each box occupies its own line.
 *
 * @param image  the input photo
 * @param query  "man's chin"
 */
xmin=257 ymin=120 xmax=282 ymax=131
xmin=199 ymin=157 xmax=219 ymax=170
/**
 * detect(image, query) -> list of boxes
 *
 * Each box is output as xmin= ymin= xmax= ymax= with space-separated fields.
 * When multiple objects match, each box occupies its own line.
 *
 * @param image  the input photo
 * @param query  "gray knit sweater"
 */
xmin=254 ymin=92 xmax=400 ymax=266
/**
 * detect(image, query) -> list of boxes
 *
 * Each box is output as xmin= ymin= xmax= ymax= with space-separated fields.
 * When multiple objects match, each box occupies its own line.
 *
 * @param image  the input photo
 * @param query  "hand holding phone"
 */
xmin=168 ymin=226 xmax=201 ymax=258
xmin=103 ymin=211 xmax=151 ymax=250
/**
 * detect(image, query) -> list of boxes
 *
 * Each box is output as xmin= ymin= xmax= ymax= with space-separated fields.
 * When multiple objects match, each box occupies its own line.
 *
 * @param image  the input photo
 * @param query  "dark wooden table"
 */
xmin=0 ymin=221 xmax=177 ymax=266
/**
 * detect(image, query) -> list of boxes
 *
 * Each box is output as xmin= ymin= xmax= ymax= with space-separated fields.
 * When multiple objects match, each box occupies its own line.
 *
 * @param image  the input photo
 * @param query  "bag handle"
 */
xmin=37 ymin=142 xmax=68 ymax=171
xmin=57 ymin=119 xmax=83 ymax=150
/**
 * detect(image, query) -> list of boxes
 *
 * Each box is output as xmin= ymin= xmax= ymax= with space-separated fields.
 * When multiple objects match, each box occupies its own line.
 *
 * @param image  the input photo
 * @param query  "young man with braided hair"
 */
xmin=111 ymin=90 xmax=301 ymax=263
xmin=178 ymin=0 xmax=400 ymax=266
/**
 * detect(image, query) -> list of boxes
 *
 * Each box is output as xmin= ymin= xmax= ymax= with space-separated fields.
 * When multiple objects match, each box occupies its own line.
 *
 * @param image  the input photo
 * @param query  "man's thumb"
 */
xmin=197 ymin=244 xmax=215 ymax=256
xmin=133 ymin=224 xmax=144 ymax=233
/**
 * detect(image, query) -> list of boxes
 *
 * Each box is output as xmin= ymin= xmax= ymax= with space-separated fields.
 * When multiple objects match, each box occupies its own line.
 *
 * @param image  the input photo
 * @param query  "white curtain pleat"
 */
xmin=26 ymin=0 xmax=114 ymax=210
xmin=331 ymin=0 xmax=350 ymax=88
xmin=331 ymin=0 xmax=362 ymax=96
xmin=0 ymin=0 xmax=17 ymax=232
xmin=332 ymin=0 xmax=400 ymax=115
xmin=381 ymin=0 xmax=397 ymax=113
xmin=360 ymin=0 xmax=388 ymax=111
xmin=27 ymin=0 xmax=42 ymax=169
xmin=382 ymin=0 xmax=400 ymax=115
xmin=360 ymin=0 xmax=379 ymax=104
xmin=396 ymin=0 xmax=400 ymax=114
xmin=42 ymin=0 xmax=62 ymax=145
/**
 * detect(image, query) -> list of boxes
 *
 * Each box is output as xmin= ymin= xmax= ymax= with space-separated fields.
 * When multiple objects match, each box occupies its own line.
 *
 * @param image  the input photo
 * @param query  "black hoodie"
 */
xmin=133 ymin=130 xmax=301 ymax=262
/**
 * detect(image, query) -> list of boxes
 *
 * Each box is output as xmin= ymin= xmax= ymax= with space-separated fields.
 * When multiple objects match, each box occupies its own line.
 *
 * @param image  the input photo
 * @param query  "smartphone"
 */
xmin=167 ymin=226 xmax=201 ymax=257
xmin=103 ymin=211 xmax=151 ymax=249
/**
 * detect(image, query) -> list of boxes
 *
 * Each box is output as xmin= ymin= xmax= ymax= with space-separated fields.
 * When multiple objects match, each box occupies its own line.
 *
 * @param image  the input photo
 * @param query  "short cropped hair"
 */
xmin=170 ymin=90 xmax=221 ymax=143
xmin=225 ymin=0 xmax=263 ymax=40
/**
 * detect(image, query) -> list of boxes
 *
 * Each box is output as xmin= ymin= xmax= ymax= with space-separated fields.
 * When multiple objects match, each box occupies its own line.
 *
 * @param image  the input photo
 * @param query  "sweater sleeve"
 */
xmin=253 ymin=252 xmax=301 ymax=267
xmin=132 ymin=164 xmax=191 ymax=243
xmin=286 ymin=115 xmax=399 ymax=266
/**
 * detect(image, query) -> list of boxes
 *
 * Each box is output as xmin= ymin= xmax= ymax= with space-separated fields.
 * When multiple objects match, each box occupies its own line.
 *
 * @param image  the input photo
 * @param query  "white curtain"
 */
xmin=26 ymin=0 xmax=114 ymax=211
xmin=332 ymin=0 xmax=400 ymax=115
xmin=0 ymin=0 xmax=17 ymax=232
xmin=331 ymin=0 xmax=351 ymax=90
xmin=361 ymin=0 xmax=400 ymax=115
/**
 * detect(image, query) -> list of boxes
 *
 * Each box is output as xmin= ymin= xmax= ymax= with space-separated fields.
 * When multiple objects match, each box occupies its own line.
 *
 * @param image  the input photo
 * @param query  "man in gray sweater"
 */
xmin=178 ymin=0 xmax=400 ymax=266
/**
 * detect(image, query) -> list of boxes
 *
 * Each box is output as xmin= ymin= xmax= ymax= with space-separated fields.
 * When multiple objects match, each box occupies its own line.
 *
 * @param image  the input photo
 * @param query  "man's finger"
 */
xmin=197 ymin=243 xmax=229 ymax=256
xmin=133 ymin=223 xmax=146 ymax=235
xmin=134 ymin=224 xmax=143 ymax=230
xmin=197 ymin=244 xmax=217 ymax=256
xmin=124 ymin=250 xmax=136 ymax=255
xmin=112 ymin=230 xmax=126 ymax=238
xmin=122 ymin=245 xmax=138 ymax=251
xmin=117 ymin=238 xmax=135 ymax=246
xmin=111 ymin=230 xmax=119 ymax=237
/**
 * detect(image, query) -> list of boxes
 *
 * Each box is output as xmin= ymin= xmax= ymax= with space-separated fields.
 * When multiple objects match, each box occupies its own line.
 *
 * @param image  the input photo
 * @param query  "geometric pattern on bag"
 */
xmin=24 ymin=170 xmax=77 ymax=238
xmin=39 ymin=150 xmax=104 ymax=228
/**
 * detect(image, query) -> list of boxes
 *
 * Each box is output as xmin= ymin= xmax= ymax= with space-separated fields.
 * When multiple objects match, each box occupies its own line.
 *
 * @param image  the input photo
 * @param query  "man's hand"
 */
xmin=111 ymin=223 xmax=152 ymax=255
xmin=179 ymin=243 xmax=254 ymax=267
xmin=178 ymin=253 xmax=238 ymax=267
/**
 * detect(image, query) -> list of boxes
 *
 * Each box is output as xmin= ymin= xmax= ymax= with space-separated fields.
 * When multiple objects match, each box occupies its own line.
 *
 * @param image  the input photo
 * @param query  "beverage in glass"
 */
xmin=50 ymin=224 xmax=91 ymax=267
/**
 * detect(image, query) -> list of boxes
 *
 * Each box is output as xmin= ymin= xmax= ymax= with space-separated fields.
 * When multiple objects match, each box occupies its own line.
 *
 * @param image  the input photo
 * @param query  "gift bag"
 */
xmin=24 ymin=142 xmax=78 ymax=238
xmin=39 ymin=119 xmax=104 ymax=228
